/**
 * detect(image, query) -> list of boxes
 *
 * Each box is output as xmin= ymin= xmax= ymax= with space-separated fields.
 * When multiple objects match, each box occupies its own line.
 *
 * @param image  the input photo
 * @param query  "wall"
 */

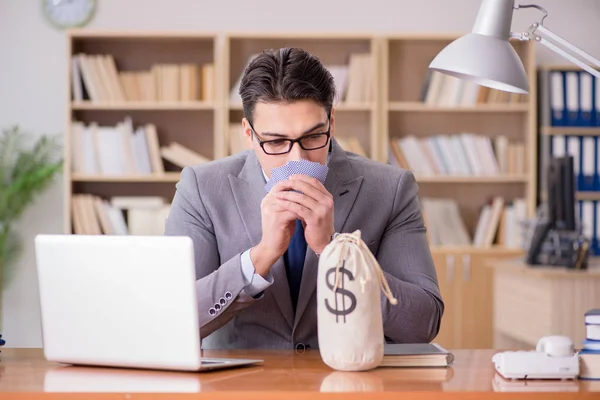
xmin=0 ymin=0 xmax=599 ymax=348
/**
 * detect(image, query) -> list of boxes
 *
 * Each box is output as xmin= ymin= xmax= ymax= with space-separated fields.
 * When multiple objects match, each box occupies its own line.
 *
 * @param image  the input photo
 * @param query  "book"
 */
xmin=582 ymin=339 xmax=600 ymax=351
xmin=578 ymin=348 xmax=600 ymax=380
xmin=588 ymin=325 xmax=600 ymax=341
xmin=585 ymin=309 xmax=600 ymax=325
xmin=381 ymin=343 xmax=454 ymax=368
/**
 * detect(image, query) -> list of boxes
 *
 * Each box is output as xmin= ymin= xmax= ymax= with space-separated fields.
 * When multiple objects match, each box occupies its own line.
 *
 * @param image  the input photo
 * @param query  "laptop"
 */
xmin=34 ymin=234 xmax=263 ymax=372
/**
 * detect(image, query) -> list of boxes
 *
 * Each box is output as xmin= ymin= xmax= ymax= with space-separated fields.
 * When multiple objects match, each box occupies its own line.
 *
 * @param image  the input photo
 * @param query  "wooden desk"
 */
xmin=490 ymin=258 xmax=600 ymax=349
xmin=1 ymin=348 xmax=599 ymax=398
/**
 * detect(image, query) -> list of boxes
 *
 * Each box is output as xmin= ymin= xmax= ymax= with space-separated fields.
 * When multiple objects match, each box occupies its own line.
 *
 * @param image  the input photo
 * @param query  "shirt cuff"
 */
xmin=241 ymin=248 xmax=274 ymax=297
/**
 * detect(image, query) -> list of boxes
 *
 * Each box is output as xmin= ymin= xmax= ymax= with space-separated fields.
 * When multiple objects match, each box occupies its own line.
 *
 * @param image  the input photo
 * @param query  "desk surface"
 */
xmin=1 ymin=348 xmax=599 ymax=399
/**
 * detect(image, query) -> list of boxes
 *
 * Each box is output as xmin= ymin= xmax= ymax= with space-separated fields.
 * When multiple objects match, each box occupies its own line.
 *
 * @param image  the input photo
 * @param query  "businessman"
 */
xmin=165 ymin=47 xmax=444 ymax=350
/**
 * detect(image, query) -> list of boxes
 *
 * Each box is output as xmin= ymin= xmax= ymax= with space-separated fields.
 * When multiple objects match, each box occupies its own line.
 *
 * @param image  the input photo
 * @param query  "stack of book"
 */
xmin=71 ymin=195 xmax=170 ymax=236
xmin=421 ymin=70 xmax=526 ymax=107
xmin=388 ymin=133 xmax=526 ymax=178
xmin=71 ymin=118 xmax=211 ymax=176
xmin=71 ymin=54 xmax=215 ymax=103
xmin=579 ymin=308 xmax=600 ymax=380
xmin=420 ymin=196 xmax=527 ymax=249
xmin=332 ymin=136 xmax=368 ymax=158
xmin=229 ymin=53 xmax=374 ymax=106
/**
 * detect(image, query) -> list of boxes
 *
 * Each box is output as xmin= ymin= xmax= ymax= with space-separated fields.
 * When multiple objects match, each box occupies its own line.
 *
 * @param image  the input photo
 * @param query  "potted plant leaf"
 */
xmin=0 ymin=125 xmax=63 ymax=335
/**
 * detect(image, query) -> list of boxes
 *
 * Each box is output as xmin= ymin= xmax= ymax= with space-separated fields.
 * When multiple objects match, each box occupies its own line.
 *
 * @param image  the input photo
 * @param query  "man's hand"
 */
xmin=251 ymin=183 xmax=299 ymax=278
xmin=274 ymin=174 xmax=335 ymax=255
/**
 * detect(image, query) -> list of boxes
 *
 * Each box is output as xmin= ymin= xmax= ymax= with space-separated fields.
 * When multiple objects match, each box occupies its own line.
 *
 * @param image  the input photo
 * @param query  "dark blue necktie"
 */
xmin=284 ymin=219 xmax=307 ymax=312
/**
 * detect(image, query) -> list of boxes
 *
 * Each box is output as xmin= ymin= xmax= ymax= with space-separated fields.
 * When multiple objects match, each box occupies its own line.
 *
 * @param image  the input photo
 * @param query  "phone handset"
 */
xmin=536 ymin=335 xmax=575 ymax=357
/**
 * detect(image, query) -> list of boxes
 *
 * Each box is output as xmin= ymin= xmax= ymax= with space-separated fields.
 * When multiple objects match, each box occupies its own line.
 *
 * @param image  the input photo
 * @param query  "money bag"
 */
xmin=316 ymin=230 xmax=398 ymax=371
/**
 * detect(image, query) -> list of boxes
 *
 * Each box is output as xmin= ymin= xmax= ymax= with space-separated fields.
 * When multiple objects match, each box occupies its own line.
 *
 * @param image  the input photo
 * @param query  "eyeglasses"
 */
xmin=247 ymin=120 xmax=331 ymax=155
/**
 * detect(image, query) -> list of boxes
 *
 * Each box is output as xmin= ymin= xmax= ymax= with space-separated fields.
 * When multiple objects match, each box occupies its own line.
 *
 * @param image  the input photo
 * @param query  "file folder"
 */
xmin=565 ymin=71 xmax=580 ymax=126
xmin=582 ymin=136 xmax=595 ymax=191
xmin=580 ymin=71 xmax=594 ymax=127
xmin=550 ymin=71 xmax=566 ymax=126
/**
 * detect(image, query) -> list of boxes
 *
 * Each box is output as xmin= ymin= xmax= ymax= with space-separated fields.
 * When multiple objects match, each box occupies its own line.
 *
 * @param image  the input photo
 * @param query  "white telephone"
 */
xmin=492 ymin=335 xmax=579 ymax=380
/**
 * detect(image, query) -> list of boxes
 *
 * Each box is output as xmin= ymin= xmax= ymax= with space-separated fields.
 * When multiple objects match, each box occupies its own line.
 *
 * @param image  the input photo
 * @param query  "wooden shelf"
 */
xmin=387 ymin=102 xmax=529 ymax=112
xmin=382 ymin=36 xmax=535 ymax=262
xmin=430 ymin=246 xmax=524 ymax=254
xmin=228 ymin=102 xmax=374 ymax=112
xmin=71 ymin=173 xmax=181 ymax=183
xmin=577 ymin=191 xmax=600 ymax=201
xmin=65 ymin=31 xmax=537 ymax=253
xmin=68 ymin=30 xmax=218 ymax=39
xmin=72 ymin=173 xmax=529 ymax=185
xmin=334 ymin=102 xmax=375 ymax=111
xmin=542 ymin=127 xmax=600 ymax=136
xmin=540 ymin=64 xmax=600 ymax=73
xmin=71 ymin=101 xmax=216 ymax=110
xmin=416 ymin=175 xmax=529 ymax=183
xmin=62 ymin=31 xmax=541 ymax=353
xmin=225 ymin=34 xmax=378 ymax=160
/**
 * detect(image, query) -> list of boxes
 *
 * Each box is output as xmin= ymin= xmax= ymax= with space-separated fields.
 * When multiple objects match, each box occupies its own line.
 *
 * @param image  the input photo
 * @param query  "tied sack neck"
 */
xmin=330 ymin=231 xmax=398 ymax=306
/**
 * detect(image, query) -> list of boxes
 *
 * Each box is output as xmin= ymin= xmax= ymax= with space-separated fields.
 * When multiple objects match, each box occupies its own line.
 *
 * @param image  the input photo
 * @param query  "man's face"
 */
xmin=242 ymin=99 xmax=334 ymax=179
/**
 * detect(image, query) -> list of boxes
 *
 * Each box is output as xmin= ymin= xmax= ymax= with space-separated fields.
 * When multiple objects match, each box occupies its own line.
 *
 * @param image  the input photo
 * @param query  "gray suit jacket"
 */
xmin=164 ymin=138 xmax=444 ymax=350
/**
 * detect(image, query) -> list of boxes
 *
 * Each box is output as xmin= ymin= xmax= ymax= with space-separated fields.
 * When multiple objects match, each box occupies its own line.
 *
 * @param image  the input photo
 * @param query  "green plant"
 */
xmin=0 ymin=125 xmax=63 ymax=290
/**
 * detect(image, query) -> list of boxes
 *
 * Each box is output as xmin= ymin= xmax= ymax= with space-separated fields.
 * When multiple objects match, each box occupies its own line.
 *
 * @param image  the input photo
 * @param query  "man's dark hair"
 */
xmin=239 ymin=48 xmax=336 ymax=124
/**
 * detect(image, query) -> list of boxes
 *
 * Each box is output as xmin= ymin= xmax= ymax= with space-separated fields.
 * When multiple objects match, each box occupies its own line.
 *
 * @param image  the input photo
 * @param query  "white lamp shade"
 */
xmin=429 ymin=33 xmax=530 ymax=94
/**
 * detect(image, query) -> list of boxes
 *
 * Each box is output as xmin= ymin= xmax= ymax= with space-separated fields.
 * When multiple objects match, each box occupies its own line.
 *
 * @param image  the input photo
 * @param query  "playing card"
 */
xmin=264 ymin=159 xmax=329 ymax=193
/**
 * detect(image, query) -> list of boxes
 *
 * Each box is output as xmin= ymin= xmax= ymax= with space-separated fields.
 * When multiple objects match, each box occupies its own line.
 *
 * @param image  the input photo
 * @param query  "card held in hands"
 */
xmin=264 ymin=159 xmax=329 ymax=193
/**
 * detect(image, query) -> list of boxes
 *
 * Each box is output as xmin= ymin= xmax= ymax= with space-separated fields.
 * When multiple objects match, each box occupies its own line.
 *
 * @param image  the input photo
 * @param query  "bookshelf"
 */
xmin=382 ymin=34 xmax=537 ymax=250
xmin=223 ymin=33 xmax=378 ymax=159
xmin=62 ymin=30 xmax=543 ymax=350
xmin=63 ymin=30 xmax=542 ymax=249
xmin=63 ymin=31 xmax=540 ymax=248
xmin=380 ymin=35 xmax=537 ymax=350
xmin=538 ymin=64 xmax=600 ymax=256
xmin=65 ymin=31 xmax=221 ymax=234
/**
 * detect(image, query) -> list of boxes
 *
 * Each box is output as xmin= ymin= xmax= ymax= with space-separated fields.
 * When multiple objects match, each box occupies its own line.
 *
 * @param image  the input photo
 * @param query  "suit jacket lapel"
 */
xmin=229 ymin=152 xmax=294 ymax=328
xmin=229 ymin=152 xmax=264 ymax=249
xmin=293 ymin=139 xmax=363 ymax=329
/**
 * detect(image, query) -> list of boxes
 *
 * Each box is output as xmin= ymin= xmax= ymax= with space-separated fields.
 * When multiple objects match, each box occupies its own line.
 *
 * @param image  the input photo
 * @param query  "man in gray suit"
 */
xmin=165 ymin=47 xmax=443 ymax=350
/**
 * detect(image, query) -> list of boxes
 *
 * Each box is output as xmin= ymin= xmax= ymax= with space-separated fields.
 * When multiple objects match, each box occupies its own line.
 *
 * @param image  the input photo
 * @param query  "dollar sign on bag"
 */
xmin=325 ymin=261 xmax=357 ymax=323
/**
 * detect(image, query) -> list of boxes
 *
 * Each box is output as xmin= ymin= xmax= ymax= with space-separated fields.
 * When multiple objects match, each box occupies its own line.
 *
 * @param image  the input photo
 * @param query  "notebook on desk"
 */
xmin=381 ymin=343 xmax=454 ymax=368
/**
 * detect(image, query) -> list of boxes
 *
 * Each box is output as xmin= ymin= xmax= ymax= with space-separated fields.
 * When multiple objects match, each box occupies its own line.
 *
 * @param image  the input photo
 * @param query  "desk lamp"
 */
xmin=429 ymin=0 xmax=600 ymax=94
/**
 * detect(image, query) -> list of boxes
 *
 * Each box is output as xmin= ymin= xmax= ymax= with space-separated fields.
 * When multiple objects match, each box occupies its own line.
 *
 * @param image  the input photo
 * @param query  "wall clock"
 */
xmin=43 ymin=0 xmax=97 ymax=29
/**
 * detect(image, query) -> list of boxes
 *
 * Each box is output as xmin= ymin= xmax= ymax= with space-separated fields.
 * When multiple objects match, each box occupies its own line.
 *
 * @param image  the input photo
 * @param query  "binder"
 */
xmin=582 ymin=136 xmax=596 ymax=191
xmin=550 ymin=71 xmax=566 ymax=126
xmin=596 ymin=138 xmax=600 ymax=191
xmin=580 ymin=71 xmax=594 ymax=127
xmin=551 ymin=135 xmax=566 ymax=157
xmin=567 ymin=136 xmax=581 ymax=188
xmin=596 ymin=75 xmax=600 ymax=127
xmin=582 ymin=200 xmax=595 ymax=255
xmin=596 ymin=201 xmax=600 ymax=255
xmin=565 ymin=71 xmax=581 ymax=126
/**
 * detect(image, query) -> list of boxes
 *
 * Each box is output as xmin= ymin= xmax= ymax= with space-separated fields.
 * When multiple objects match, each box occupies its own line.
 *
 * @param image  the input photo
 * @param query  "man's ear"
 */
xmin=241 ymin=118 xmax=253 ymax=149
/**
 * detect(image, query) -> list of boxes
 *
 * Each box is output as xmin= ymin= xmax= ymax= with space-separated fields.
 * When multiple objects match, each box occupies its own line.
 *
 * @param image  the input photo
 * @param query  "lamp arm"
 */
xmin=510 ymin=3 xmax=600 ymax=79
xmin=534 ymin=24 xmax=600 ymax=76
xmin=536 ymin=34 xmax=600 ymax=79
